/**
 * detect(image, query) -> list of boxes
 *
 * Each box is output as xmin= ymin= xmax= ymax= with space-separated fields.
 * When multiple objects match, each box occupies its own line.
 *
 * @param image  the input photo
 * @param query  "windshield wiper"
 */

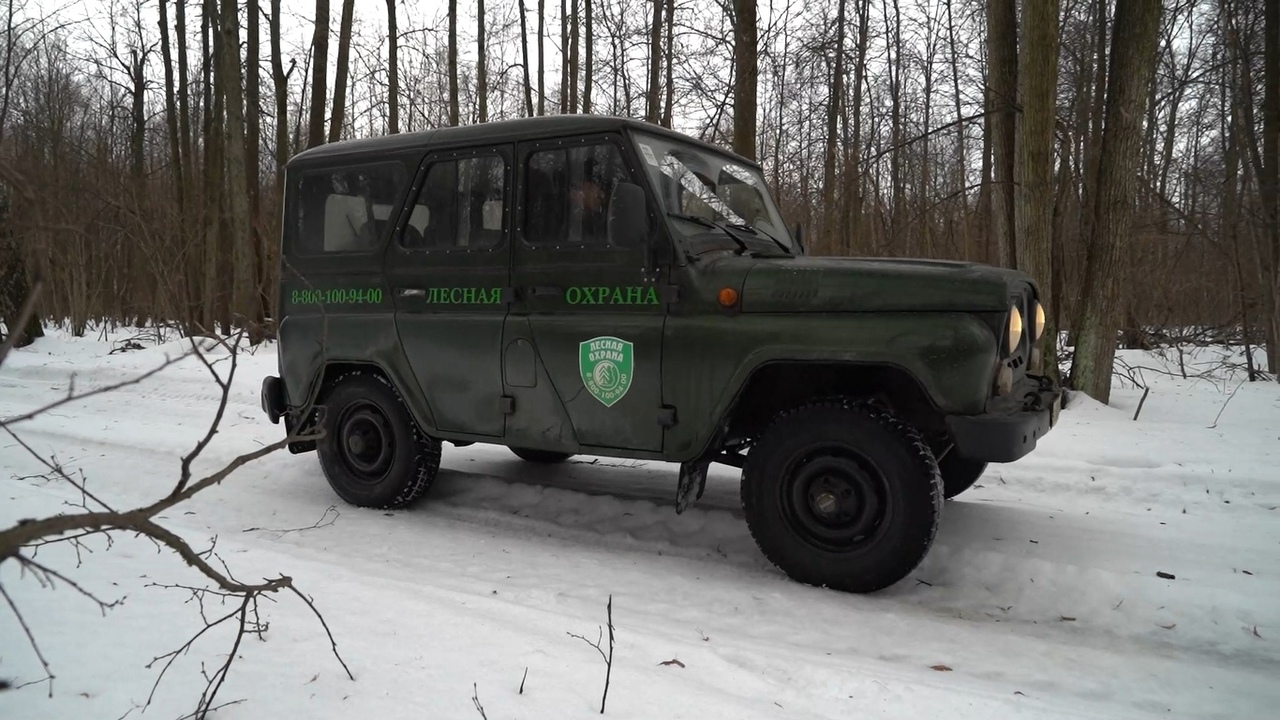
xmin=666 ymin=212 xmax=752 ymax=255
xmin=744 ymin=224 xmax=793 ymax=255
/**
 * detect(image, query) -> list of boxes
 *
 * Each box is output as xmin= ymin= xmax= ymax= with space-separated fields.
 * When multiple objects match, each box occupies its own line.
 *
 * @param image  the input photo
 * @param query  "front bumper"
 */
xmin=945 ymin=386 xmax=1062 ymax=463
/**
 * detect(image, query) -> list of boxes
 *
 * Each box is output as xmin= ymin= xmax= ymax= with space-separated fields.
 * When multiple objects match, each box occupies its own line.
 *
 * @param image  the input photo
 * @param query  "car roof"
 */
xmin=286 ymin=115 xmax=760 ymax=170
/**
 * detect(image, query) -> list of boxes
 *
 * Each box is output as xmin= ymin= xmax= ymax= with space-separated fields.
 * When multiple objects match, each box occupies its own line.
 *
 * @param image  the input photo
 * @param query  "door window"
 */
xmin=523 ymin=142 xmax=632 ymax=247
xmin=401 ymin=154 xmax=507 ymax=251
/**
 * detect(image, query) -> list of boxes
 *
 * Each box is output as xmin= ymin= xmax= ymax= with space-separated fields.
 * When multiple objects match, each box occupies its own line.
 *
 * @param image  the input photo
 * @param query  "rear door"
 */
xmin=385 ymin=144 xmax=513 ymax=438
xmin=504 ymin=134 xmax=669 ymax=453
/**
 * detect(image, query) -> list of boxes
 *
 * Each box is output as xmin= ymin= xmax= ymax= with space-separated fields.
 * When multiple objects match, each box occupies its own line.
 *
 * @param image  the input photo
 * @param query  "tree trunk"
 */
xmin=519 ymin=0 xmax=534 ymax=116
xmin=219 ymin=0 xmax=254 ymax=337
xmin=202 ymin=0 xmax=223 ymax=331
xmin=945 ymin=0 xmax=968 ymax=261
xmin=731 ymin=0 xmax=757 ymax=160
xmin=821 ymin=0 xmax=847 ymax=255
xmin=646 ymin=0 xmax=661 ymax=122
xmin=307 ymin=0 xmax=328 ymax=148
xmin=387 ymin=0 xmax=399 ymax=132
xmin=537 ymin=0 xmax=545 ymax=115
xmin=568 ymin=0 xmax=579 ymax=113
xmin=661 ymin=0 xmax=673 ymax=126
xmin=270 ymin=0 xmax=289 ymax=189
xmin=848 ymin=0 xmax=869 ymax=255
xmin=328 ymin=0 xmax=354 ymax=142
xmin=246 ymin=0 xmax=265 ymax=334
xmin=1071 ymin=0 xmax=1162 ymax=403
xmin=449 ymin=0 xmax=459 ymax=125
xmin=1263 ymin=0 xmax=1279 ymax=374
xmin=986 ymin=0 xmax=1017 ymax=268
xmin=1016 ymin=0 xmax=1060 ymax=380
xmin=582 ymin=0 xmax=592 ymax=113
xmin=476 ymin=0 xmax=488 ymax=122
xmin=559 ymin=0 xmax=567 ymax=113
xmin=158 ymin=0 xmax=184 ymax=209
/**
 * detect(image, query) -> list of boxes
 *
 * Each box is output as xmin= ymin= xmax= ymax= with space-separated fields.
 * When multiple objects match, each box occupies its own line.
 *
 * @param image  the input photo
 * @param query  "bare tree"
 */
xmin=1016 ymin=0 xmax=1060 ymax=378
xmin=1071 ymin=0 xmax=1163 ymax=401
xmin=582 ymin=0 xmax=592 ymax=114
xmin=478 ymin=0 xmax=488 ymax=122
xmin=270 ymin=0 xmax=291 ymax=187
xmin=328 ymin=0 xmax=354 ymax=142
xmin=519 ymin=0 xmax=534 ymax=116
xmin=821 ymin=0 xmax=847 ymax=254
xmin=387 ymin=0 xmax=399 ymax=132
xmin=306 ymin=0 xmax=328 ymax=148
xmin=449 ymin=0 xmax=459 ymax=125
xmin=646 ymin=0 xmax=660 ymax=122
xmin=537 ymin=0 xmax=545 ymax=115
xmin=732 ymin=0 xmax=757 ymax=159
xmin=986 ymin=0 xmax=1017 ymax=268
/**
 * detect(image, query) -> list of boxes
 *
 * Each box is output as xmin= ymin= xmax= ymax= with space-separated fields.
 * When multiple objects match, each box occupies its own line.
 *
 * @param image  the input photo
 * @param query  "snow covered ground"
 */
xmin=1 ymin=328 xmax=1278 ymax=719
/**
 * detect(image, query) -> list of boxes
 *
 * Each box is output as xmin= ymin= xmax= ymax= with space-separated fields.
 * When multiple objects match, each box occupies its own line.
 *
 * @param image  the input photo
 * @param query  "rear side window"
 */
xmin=401 ymin=154 xmax=507 ymax=251
xmin=295 ymin=162 xmax=407 ymax=254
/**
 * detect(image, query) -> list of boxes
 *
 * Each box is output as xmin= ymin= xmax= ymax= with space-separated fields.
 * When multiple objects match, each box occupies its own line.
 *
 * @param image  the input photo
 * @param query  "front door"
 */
xmin=386 ymin=144 xmax=513 ymax=438
xmin=506 ymin=134 xmax=668 ymax=453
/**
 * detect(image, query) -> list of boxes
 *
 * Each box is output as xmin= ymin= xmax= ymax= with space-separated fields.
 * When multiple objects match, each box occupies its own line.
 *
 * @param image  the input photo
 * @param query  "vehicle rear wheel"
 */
xmin=316 ymin=372 xmax=440 ymax=509
xmin=509 ymin=447 xmax=574 ymax=464
xmin=939 ymin=451 xmax=987 ymax=499
xmin=741 ymin=401 xmax=942 ymax=593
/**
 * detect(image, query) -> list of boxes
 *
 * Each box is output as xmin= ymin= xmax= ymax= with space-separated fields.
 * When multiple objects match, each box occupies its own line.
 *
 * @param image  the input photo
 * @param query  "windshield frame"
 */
xmin=626 ymin=130 xmax=794 ymax=256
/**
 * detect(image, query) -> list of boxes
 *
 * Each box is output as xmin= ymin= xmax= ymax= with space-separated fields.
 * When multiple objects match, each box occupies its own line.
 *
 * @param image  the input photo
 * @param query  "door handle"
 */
xmin=399 ymin=288 xmax=426 ymax=298
xmin=529 ymin=286 xmax=562 ymax=297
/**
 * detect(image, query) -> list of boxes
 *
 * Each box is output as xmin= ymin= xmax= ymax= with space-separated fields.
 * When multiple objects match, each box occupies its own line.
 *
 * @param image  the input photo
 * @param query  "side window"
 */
xmin=296 ymin=162 xmax=406 ymax=254
xmin=523 ymin=142 xmax=631 ymax=247
xmin=401 ymin=154 xmax=506 ymax=250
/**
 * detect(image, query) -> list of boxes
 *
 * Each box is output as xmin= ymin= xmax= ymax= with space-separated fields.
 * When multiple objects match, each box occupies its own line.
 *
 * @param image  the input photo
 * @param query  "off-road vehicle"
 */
xmin=261 ymin=115 xmax=1062 ymax=593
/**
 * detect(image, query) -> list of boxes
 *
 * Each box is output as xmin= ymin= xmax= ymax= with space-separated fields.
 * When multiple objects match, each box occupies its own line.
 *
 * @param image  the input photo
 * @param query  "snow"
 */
xmin=2 ymin=328 xmax=1278 ymax=719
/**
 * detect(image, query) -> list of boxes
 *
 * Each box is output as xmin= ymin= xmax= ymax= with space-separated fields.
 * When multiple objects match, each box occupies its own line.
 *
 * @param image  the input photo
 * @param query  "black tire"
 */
xmin=741 ymin=401 xmax=943 ymax=593
xmin=316 ymin=372 xmax=441 ymax=509
xmin=939 ymin=451 xmax=987 ymax=499
xmin=509 ymin=447 xmax=574 ymax=464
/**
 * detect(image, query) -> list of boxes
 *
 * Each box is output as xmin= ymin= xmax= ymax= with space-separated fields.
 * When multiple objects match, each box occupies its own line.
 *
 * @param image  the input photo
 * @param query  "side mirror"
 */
xmin=793 ymin=223 xmax=805 ymax=254
xmin=608 ymin=181 xmax=649 ymax=248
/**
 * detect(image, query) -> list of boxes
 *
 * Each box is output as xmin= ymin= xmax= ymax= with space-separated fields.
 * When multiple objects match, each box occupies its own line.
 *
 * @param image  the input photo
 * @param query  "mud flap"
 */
xmin=675 ymin=458 xmax=710 ymax=514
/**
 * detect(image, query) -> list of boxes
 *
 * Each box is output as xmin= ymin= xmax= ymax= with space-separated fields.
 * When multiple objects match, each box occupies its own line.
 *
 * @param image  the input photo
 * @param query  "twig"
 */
xmin=472 ymin=682 xmax=488 ymax=719
xmin=519 ymin=667 xmax=528 ymax=694
xmin=174 ymin=331 xmax=243 ymax=498
xmin=0 ymin=582 xmax=54 ymax=696
xmin=1209 ymin=380 xmax=1246 ymax=429
xmin=242 ymin=506 xmax=339 ymax=536
xmin=285 ymin=585 xmax=355 ymax=681
xmin=1132 ymin=387 xmax=1150 ymax=421
xmin=567 ymin=594 xmax=614 ymax=714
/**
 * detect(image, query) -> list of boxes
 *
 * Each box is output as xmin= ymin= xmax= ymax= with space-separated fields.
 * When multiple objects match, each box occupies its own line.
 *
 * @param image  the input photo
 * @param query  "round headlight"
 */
xmin=1006 ymin=305 xmax=1024 ymax=356
xmin=1033 ymin=301 xmax=1046 ymax=341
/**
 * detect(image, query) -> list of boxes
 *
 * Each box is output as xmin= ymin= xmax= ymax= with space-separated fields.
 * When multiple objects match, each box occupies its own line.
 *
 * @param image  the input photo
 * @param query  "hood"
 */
xmin=740 ymin=256 xmax=1028 ymax=313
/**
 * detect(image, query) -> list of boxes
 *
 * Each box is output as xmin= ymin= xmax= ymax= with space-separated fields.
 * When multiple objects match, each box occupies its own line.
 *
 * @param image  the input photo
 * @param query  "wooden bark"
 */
xmin=449 ymin=0 xmax=459 ymax=125
xmin=270 ymin=0 xmax=290 ymax=188
xmin=1071 ymin=0 xmax=1162 ymax=402
xmin=821 ymin=0 xmax=847 ymax=255
xmin=1263 ymin=0 xmax=1279 ymax=374
xmin=306 ymin=0 xmax=328 ymax=148
xmin=661 ymin=0 xmax=673 ymax=126
xmin=1016 ymin=0 xmax=1060 ymax=379
xmin=731 ymin=0 xmax=757 ymax=159
xmin=646 ymin=0 xmax=660 ymax=122
xmin=986 ymin=0 xmax=1017 ymax=268
xmin=583 ymin=0 xmax=592 ymax=113
xmin=568 ymin=0 xmax=578 ymax=113
xmin=537 ymin=0 xmax=545 ymax=115
xmin=218 ymin=0 xmax=254 ymax=336
xmin=478 ymin=0 xmax=488 ymax=122
xmin=328 ymin=0 xmax=354 ymax=142
xmin=388 ymin=0 xmax=399 ymax=132
xmin=519 ymin=0 xmax=534 ymax=116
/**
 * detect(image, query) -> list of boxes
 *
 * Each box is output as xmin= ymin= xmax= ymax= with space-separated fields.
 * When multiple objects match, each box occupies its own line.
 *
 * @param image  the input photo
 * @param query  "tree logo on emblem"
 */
xmin=579 ymin=336 xmax=634 ymax=407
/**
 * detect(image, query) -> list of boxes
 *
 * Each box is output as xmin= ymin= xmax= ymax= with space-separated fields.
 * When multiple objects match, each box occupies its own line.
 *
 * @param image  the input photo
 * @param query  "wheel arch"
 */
xmin=719 ymin=360 xmax=945 ymax=449
xmin=286 ymin=359 xmax=438 ymax=452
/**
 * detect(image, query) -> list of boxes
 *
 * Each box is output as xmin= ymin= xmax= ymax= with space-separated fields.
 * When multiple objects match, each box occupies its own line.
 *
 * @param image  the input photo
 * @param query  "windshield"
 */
xmin=630 ymin=131 xmax=793 ymax=254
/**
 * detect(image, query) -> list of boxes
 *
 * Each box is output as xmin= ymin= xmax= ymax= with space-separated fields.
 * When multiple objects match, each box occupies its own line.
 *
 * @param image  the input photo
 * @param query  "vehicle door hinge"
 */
xmin=658 ymin=405 xmax=677 ymax=428
xmin=500 ymin=395 xmax=516 ymax=415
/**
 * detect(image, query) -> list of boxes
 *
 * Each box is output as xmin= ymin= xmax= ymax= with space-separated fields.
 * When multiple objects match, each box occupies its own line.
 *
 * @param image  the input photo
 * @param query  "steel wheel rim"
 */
xmin=336 ymin=400 xmax=395 ymax=483
xmin=779 ymin=448 xmax=892 ymax=552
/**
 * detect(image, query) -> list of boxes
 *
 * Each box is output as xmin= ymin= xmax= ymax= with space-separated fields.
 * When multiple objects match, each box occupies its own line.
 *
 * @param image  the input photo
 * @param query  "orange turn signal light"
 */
xmin=718 ymin=287 xmax=739 ymax=308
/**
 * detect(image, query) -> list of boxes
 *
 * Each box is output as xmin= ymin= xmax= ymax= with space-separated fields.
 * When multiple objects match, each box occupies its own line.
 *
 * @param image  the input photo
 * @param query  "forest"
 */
xmin=0 ymin=0 xmax=1276 ymax=400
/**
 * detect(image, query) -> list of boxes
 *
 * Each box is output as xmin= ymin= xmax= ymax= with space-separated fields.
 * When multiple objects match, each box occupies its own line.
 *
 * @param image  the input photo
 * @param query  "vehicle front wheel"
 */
xmin=509 ymin=447 xmax=574 ymax=463
xmin=939 ymin=451 xmax=987 ymax=499
xmin=741 ymin=402 xmax=942 ymax=593
xmin=316 ymin=372 xmax=441 ymax=509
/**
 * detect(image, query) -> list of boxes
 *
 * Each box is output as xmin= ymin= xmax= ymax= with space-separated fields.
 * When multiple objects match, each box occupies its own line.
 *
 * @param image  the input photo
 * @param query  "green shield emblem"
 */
xmin=579 ymin=336 xmax=634 ymax=407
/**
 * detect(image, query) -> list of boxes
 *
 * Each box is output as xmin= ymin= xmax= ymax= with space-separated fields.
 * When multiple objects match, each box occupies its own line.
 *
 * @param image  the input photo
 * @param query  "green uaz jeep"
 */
xmin=261 ymin=115 xmax=1061 ymax=593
